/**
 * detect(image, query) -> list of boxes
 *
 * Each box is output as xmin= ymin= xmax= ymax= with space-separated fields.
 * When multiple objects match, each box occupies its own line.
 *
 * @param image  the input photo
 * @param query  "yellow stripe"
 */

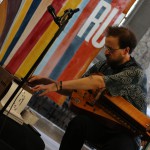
xmin=4 ymin=0 xmax=53 ymax=66
xmin=0 ymin=0 xmax=33 ymax=61
xmin=15 ymin=0 xmax=82 ymax=78
xmin=0 ymin=0 xmax=8 ymax=35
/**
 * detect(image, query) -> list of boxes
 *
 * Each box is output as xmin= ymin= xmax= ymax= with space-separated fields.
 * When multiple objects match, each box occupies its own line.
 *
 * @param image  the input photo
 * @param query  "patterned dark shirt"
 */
xmin=84 ymin=57 xmax=147 ymax=114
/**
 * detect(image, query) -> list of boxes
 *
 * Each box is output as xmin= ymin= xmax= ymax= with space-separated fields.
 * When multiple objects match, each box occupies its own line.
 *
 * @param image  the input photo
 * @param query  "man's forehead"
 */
xmin=105 ymin=36 xmax=119 ymax=46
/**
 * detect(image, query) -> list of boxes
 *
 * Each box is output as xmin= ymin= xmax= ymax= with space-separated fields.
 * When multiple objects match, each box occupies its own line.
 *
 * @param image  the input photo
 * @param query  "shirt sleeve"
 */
xmin=103 ymin=67 xmax=145 ymax=96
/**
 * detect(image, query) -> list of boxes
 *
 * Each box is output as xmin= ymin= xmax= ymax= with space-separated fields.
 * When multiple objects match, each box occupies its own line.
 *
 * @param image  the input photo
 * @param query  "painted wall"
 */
xmin=0 ymin=0 xmax=135 ymax=105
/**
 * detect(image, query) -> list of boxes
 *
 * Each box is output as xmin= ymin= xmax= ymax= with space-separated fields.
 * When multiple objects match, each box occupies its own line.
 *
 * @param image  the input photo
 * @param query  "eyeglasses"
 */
xmin=103 ymin=45 xmax=121 ymax=53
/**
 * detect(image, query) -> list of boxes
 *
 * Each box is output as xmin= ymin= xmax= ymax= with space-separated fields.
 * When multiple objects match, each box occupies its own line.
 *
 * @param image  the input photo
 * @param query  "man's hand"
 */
xmin=28 ymin=75 xmax=43 ymax=87
xmin=31 ymin=83 xmax=56 ymax=96
xmin=28 ymin=75 xmax=55 ymax=87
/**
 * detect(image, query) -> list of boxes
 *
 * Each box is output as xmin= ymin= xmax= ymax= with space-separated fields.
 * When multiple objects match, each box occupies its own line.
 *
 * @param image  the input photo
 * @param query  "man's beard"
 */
xmin=105 ymin=55 xmax=123 ymax=68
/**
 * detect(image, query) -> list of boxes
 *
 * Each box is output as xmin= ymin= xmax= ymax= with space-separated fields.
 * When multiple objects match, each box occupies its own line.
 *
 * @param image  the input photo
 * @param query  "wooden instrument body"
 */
xmin=70 ymin=89 xmax=150 ymax=140
xmin=70 ymin=89 xmax=119 ymax=123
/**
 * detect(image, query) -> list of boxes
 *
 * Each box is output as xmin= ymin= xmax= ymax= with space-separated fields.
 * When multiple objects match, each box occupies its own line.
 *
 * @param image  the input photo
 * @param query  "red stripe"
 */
xmin=5 ymin=0 xmax=67 ymax=74
xmin=58 ymin=44 xmax=99 ymax=80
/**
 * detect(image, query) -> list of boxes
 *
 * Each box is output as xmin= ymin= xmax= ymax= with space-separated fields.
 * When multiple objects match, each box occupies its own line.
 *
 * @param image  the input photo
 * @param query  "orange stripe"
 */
xmin=0 ymin=0 xmax=8 ymax=35
xmin=122 ymin=0 xmax=135 ymax=14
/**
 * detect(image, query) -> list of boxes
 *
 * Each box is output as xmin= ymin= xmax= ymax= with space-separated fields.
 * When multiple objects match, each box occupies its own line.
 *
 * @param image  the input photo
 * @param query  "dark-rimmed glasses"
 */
xmin=103 ymin=45 xmax=122 ymax=53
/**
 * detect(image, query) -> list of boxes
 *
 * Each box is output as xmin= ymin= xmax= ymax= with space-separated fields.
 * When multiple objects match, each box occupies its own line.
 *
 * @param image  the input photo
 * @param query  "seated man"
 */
xmin=29 ymin=26 xmax=148 ymax=150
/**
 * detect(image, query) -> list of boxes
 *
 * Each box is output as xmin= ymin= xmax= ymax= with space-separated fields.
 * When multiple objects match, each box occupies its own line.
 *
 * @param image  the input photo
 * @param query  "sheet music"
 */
xmin=0 ymin=81 xmax=38 ymax=125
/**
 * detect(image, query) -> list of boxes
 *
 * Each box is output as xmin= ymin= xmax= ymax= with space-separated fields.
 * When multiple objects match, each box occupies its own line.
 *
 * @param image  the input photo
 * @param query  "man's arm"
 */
xmin=31 ymin=75 xmax=105 ymax=96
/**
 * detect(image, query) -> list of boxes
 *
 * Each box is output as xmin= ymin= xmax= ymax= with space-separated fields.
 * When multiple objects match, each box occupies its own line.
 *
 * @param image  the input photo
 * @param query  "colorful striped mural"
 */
xmin=0 ymin=0 xmax=135 ymax=105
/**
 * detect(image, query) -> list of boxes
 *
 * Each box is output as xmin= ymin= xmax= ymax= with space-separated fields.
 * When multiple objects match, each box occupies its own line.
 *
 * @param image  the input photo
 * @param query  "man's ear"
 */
xmin=124 ymin=47 xmax=130 ymax=54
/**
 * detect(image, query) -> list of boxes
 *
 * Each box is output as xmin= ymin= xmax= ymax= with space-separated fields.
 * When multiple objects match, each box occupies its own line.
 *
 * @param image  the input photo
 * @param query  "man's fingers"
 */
xmin=32 ymin=85 xmax=43 ymax=91
xmin=28 ymin=76 xmax=36 ymax=82
xmin=31 ymin=84 xmax=50 ymax=96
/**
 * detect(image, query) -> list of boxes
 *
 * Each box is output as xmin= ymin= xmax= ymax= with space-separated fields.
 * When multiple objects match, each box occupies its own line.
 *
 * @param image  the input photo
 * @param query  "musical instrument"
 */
xmin=0 ymin=66 xmax=13 ymax=100
xmin=0 ymin=66 xmax=37 ymax=125
xmin=70 ymin=89 xmax=150 ymax=140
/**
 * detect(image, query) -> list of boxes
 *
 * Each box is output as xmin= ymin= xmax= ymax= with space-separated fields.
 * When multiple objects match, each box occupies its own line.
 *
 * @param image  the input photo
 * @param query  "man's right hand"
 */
xmin=28 ymin=75 xmax=55 ymax=87
xmin=27 ymin=75 xmax=43 ymax=87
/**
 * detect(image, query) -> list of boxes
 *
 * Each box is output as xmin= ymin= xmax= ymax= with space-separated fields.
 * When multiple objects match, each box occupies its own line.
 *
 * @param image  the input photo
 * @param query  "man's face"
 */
xmin=104 ymin=36 xmax=126 ymax=67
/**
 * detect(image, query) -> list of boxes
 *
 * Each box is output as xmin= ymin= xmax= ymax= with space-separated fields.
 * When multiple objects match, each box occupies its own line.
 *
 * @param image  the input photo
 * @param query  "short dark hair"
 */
xmin=106 ymin=26 xmax=137 ymax=54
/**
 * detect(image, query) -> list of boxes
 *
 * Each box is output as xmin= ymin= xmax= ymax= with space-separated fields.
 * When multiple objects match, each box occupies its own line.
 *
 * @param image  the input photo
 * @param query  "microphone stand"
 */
xmin=0 ymin=5 xmax=79 ymax=116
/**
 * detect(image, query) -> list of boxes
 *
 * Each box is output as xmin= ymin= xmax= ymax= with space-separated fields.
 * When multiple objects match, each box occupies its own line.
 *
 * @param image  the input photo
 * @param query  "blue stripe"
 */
xmin=50 ymin=36 xmax=84 ymax=80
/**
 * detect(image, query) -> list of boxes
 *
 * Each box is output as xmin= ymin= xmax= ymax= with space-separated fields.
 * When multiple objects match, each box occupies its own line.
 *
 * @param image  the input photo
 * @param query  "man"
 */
xmin=29 ymin=26 xmax=147 ymax=150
